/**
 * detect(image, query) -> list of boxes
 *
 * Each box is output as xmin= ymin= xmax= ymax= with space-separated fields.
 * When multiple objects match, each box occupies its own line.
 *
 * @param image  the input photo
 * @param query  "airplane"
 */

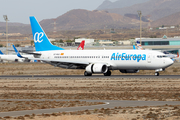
xmin=162 ymin=51 xmax=178 ymax=59
xmin=77 ymin=40 xmax=85 ymax=50
xmin=136 ymin=41 xmax=143 ymax=50
xmin=0 ymin=50 xmax=27 ymax=62
xmin=16 ymin=16 xmax=174 ymax=76
xmin=135 ymin=41 xmax=178 ymax=59
xmin=0 ymin=49 xmax=34 ymax=62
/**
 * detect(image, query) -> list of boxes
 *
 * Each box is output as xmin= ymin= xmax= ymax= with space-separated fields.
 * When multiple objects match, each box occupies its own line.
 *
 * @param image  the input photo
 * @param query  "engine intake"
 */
xmin=86 ymin=63 xmax=108 ymax=73
xmin=119 ymin=69 xmax=139 ymax=73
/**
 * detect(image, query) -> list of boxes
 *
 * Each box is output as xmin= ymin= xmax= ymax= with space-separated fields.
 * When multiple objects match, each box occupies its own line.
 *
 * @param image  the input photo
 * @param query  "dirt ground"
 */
xmin=0 ymin=63 xmax=180 ymax=119
xmin=1 ymin=78 xmax=180 ymax=101
xmin=1 ymin=78 xmax=180 ymax=120
xmin=0 ymin=62 xmax=180 ymax=76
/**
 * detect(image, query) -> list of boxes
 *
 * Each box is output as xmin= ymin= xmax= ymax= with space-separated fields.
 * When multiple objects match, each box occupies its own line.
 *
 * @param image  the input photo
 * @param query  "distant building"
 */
xmin=99 ymin=40 xmax=114 ymax=46
xmin=158 ymin=26 xmax=175 ymax=30
xmin=136 ymin=37 xmax=180 ymax=46
xmin=158 ymin=27 xmax=169 ymax=30
xmin=118 ymin=40 xmax=131 ymax=45
xmin=75 ymin=38 xmax=94 ymax=46
xmin=49 ymin=38 xmax=56 ymax=42
xmin=136 ymin=37 xmax=180 ymax=59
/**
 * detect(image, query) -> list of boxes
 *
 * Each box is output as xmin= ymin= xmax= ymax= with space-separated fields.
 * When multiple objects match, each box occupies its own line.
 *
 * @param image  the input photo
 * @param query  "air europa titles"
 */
xmin=111 ymin=53 xmax=146 ymax=62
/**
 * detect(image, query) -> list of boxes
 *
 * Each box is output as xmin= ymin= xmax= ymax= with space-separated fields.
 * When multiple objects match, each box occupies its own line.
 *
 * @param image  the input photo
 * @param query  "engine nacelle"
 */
xmin=119 ymin=69 xmax=139 ymax=73
xmin=86 ymin=63 xmax=108 ymax=73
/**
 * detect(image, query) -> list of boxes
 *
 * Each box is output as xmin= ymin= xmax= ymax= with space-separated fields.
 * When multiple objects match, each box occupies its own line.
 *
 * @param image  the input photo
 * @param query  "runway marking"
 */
xmin=0 ymin=99 xmax=180 ymax=117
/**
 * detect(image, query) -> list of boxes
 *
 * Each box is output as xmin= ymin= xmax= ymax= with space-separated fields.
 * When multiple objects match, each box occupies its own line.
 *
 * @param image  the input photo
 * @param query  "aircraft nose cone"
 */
xmin=168 ymin=59 xmax=174 ymax=66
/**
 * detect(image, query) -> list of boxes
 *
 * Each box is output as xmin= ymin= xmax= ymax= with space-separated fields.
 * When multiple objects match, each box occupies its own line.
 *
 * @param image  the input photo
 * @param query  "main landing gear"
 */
xmin=104 ymin=70 xmax=111 ymax=76
xmin=84 ymin=71 xmax=92 ymax=76
xmin=84 ymin=70 xmax=112 ymax=76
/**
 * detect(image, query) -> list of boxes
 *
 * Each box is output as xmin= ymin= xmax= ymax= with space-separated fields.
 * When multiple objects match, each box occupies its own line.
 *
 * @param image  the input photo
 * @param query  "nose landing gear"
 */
xmin=155 ymin=72 xmax=159 ymax=76
xmin=154 ymin=68 xmax=165 ymax=76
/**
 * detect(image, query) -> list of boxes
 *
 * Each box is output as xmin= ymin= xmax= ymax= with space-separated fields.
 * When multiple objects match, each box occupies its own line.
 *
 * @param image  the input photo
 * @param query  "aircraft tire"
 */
xmin=155 ymin=72 xmax=159 ymax=76
xmin=84 ymin=71 xmax=92 ymax=76
xmin=104 ymin=70 xmax=111 ymax=76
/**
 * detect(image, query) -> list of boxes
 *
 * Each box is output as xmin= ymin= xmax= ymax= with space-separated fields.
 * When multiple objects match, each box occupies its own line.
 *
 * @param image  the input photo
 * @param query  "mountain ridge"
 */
xmin=104 ymin=0 xmax=180 ymax=21
xmin=97 ymin=0 xmax=149 ymax=10
xmin=39 ymin=9 xmax=140 ymax=32
xmin=151 ymin=11 xmax=180 ymax=27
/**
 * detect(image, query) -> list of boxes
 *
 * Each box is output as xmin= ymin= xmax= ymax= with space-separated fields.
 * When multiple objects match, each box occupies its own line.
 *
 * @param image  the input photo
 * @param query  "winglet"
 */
xmin=0 ymin=50 xmax=4 ymax=55
xmin=12 ymin=45 xmax=23 ymax=58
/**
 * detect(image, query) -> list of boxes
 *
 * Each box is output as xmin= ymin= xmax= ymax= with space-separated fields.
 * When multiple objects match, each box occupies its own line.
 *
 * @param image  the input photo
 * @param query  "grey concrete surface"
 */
xmin=0 ymin=99 xmax=180 ymax=117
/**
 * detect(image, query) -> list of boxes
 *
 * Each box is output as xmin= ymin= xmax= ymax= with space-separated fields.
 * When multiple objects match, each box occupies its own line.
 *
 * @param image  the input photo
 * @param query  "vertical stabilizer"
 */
xmin=136 ymin=41 xmax=144 ymax=50
xmin=29 ymin=16 xmax=64 ymax=51
xmin=0 ymin=50 xmax=4 ymax=55
xmin=133 ymin=45 xmax=136 ymax=50
xmin=12 ymin=45 xmax=23 ymax=58
xmin=77 ymin=40 xmax=85 ymax=50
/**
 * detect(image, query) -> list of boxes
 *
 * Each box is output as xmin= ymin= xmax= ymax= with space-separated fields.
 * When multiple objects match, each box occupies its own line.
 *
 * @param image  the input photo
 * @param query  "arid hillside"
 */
xmin=40 ymin=9 xmax=140 ymax=32
xmin=96 ymin=0 xmax=149 ymax=10
xmin=106 ymin=0 xmax=180 ymax=21
xmin=151 ymin=11 xmax=180 ymax=27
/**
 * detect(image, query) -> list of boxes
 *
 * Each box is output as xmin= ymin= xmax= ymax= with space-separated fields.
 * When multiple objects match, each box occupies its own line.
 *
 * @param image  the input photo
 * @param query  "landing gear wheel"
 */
xmin=104 ymin=70 xmax=111 ymax=76
xmin=84 ymin=71 xmax=92 ymax=76
xmin=155 ymin=72 xmax=159 ymax=76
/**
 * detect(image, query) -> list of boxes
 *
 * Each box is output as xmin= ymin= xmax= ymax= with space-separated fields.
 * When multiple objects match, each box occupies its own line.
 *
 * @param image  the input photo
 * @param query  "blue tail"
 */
xmin=0 ymin=50 xmax=4 ymax=55
xmin=12 ymin=45 xmax=23 ymax=58
xmin=29 ymin=16 xmax=64 ymax=51
xmin=133 ymin=45 xmax=136 ymax=50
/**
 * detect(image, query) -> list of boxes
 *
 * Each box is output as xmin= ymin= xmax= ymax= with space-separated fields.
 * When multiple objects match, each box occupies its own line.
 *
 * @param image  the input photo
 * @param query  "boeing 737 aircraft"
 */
xmin=0 ymin=50 xmax=31 ymax=62
xmin=18 ymin=16 xmax=174 ymax=76
xmin=0 ymin=51 xmax=33 ymax=62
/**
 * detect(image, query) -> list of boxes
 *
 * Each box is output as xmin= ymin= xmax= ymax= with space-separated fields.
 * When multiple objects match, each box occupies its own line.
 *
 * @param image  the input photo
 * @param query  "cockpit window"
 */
xmin=157 ymin=55 xmax=168 ymax=58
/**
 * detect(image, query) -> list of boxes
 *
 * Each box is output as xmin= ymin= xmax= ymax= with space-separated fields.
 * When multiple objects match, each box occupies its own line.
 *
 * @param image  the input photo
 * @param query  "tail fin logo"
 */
xmin=78 ymin=47 xmax=82 ymax=50
xmin=34 ymin=32 xmax=44 ymax=43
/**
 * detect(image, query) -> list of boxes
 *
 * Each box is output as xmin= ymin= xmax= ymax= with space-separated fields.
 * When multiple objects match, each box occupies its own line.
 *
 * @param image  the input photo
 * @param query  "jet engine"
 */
xmin=119 ymin=69 xmax=139 ymax=73
xmin=86 ymin=63 xmax=108 ymax=73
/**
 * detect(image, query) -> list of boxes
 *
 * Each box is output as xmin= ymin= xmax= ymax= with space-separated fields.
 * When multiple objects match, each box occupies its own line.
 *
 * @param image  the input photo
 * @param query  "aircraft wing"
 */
xmin=27 ymin=56 xmax=109 ymax=69
xmin=28 ymin=57 xmax=89 ymax=65
xmin=24 ymin=57 xmax=111 ymax=69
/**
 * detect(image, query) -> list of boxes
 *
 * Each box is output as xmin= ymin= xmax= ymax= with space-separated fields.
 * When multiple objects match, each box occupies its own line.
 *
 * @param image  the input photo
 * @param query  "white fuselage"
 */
xmin=38 ymin=49 xmax=173 ymax=70
xmin=0 ymin=55 xmax=34 ymax=62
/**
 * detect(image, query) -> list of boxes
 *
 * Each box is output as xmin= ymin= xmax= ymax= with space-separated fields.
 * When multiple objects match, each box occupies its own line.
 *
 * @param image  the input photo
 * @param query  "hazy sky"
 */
xmin=0 ymin=0 xmax=117 ymax=24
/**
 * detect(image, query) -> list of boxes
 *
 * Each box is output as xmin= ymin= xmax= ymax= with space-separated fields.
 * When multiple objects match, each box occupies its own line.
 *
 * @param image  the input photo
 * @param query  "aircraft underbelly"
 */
xmin=111 ymin=60 xmax=146 ymax=70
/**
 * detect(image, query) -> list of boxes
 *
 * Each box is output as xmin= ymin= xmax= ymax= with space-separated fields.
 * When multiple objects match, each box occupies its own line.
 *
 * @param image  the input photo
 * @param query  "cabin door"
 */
xmin=147 ymin=53 xmax=152 ymax=63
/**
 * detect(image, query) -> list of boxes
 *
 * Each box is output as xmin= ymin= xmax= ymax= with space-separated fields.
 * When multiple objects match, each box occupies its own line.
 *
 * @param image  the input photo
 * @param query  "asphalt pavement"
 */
xmin=0 ymin=99 xmax=180 ymax=117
